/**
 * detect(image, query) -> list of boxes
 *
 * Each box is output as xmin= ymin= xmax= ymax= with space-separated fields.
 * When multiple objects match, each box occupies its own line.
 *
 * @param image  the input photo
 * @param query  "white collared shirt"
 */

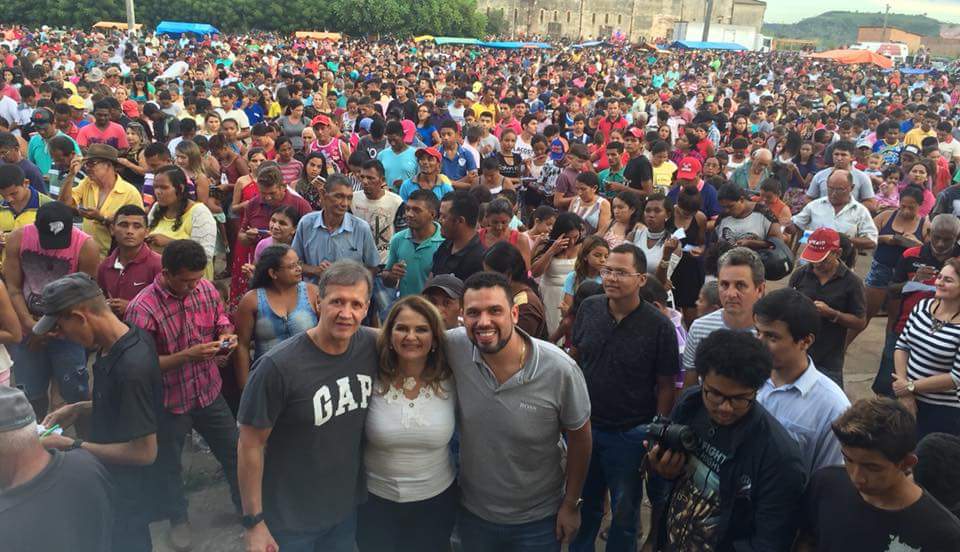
xmin=792 ymin=197 xmax=878 ymax=244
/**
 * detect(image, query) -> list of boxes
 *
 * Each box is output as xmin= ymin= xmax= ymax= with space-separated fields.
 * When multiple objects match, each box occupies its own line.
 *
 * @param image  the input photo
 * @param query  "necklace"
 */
xmin=930 ymin=300 xmax=960 ymax=333
xmin=402 ymin=376 xmax=418 ymax=391
xmin=646 ymin=228 xmax=666 ymax=240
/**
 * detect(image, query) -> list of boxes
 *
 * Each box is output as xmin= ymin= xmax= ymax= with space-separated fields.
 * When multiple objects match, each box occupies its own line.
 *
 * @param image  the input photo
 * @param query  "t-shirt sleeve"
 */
xmin=384 ymin=234 xmax=399 ymax=269
xmin=558 ymin=357 xmax=591 ymax=430
xmin=113 ymin=363 xmax=160 ymax=440
xmin=237 ymin=356 xmax=285 ymax=428
xmin=848 ymin=277 xmax=867 ymax=317
xmin=361 ymin=225 xmax=380 ymax=268
xmin=562 ymin=271 xmax=576 ymax=295
xmin=682 ymin=324 xmax=700 ymax=372
xmin=656 ymin=318 xmax=681 ymax=377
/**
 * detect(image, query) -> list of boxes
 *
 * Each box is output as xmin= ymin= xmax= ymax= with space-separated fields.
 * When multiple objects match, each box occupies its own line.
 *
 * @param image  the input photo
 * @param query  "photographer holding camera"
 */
xmin=646 ymin=330 xmax=806 ymax=552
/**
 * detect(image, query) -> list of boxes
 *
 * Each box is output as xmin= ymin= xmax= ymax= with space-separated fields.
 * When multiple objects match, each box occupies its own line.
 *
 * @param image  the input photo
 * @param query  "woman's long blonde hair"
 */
xmin=376 ymin=295 xmax=451 ymax=395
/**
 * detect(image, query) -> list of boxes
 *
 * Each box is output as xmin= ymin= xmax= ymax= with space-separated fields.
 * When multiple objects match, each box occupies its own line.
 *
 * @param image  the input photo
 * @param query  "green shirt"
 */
xmin=598 ymin=167 xmax=626 ymax=199
xmin=385 ymin=222 xmax=445 ymax=297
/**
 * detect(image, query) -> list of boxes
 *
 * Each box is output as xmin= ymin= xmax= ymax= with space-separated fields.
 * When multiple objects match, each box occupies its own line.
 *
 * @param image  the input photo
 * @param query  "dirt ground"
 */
xmin=149 ymin=261 xmax=885 ymax=552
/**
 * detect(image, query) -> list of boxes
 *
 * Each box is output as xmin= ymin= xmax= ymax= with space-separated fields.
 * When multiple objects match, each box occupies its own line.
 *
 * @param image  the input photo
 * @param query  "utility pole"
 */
xmin=882 ymin=3 xmax=890 ymax=32
xmin=702 ymin=0 xmax=714 ymax=42
xmin=125 ymin=0 xmax=136 ymax=35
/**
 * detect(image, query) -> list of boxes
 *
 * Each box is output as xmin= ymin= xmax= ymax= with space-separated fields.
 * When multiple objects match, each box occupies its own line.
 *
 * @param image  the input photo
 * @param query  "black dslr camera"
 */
xmin=639 ymin=416 xmax=700 ymax=454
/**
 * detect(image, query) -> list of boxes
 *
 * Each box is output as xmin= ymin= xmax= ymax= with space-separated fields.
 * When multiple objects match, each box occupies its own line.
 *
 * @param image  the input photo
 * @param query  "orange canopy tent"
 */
xmin=808 ymin=49 xmax=893 ymax=69
xmin=294 ymin=31 xmax=342 ymax=41
xmin=93 ymin=21 xmax=143 ymax=31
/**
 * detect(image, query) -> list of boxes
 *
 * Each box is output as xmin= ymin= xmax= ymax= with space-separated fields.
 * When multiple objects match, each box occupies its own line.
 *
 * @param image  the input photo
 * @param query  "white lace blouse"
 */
xmin=363 ymin=378 xmax=456 ymax=503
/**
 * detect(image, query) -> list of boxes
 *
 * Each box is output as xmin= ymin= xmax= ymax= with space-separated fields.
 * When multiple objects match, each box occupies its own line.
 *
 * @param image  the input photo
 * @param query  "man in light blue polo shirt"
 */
xmin=293 ymin=174 xmax=379 ymax=283
xmin=754 ymin=288 xmax=850 ymax=475
xmin=438 ymin=120 xmax=477 ymax=190
xmin=383 ymin=189 xmax=444 ymax=297
xmin=376 ymin=120 xmax=418 ymax=192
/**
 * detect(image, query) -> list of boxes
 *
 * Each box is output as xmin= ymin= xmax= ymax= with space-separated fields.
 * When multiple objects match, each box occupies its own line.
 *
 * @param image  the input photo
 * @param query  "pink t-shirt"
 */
xmin=76 ymin=122 xmax=130 ymax=150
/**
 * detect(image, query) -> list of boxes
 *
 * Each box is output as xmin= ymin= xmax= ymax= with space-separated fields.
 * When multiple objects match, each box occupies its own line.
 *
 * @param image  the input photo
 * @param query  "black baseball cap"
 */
xmin=30 ymin=107 xmax=53 ymax=127
xmin=35 ymin=201 xmax=74 ymax=250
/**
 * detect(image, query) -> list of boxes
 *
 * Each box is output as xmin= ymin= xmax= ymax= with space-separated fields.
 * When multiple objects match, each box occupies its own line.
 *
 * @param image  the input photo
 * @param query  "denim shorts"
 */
xmin=10 ymin=336 xmax=88 ymax=402
xmin=864 ymin=258 xmax=895 ymax=288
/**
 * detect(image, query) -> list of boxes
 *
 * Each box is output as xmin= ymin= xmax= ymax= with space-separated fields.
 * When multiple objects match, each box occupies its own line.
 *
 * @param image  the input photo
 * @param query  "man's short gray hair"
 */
xmin=718 ymin=246 xmax=765 ymax=286
xmin=324 ymin=173 xmax=353 ymax=194
xmin=0 ymin=423 xmax=38 ymax=454
xmin=931 ymin=213 xmax=960 ymax=236
xmin=317 ymin=259 xmax=372 ymax=299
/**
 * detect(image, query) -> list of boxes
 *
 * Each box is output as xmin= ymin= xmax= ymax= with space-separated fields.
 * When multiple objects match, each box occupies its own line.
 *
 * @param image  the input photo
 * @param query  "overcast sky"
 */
xmin=764 ymin=1 xmax=960 ymax=25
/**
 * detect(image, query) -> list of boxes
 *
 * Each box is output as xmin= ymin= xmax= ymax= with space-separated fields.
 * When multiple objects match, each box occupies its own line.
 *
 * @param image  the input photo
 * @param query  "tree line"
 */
xmin=0 ymin=0 xmax=508 ymax=37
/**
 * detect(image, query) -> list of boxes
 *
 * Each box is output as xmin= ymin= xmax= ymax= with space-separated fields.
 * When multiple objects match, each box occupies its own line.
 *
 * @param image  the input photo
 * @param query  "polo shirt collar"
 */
xmin=2 ymin=187 xmax=39 ymax=213
xmin=96 ymin=324 xmax=141 ymax=375
xmin=470 ymin=327 xmax=539 ymax=389
xmin=407 ymin=222 xmax=444 ymax=246
xmin=314 ymin=210 xmax=354 ymax=233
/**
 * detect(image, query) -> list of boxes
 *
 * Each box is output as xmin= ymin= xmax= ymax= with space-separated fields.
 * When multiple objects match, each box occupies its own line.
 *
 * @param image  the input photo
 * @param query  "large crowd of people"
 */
xmin=1 ymin=23 xmax=960 ymax=552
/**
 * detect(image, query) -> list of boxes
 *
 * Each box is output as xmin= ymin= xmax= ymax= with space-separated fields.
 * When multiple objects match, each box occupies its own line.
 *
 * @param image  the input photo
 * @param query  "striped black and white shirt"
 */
xmin=895 ymin=298 xmax=960 ymax=407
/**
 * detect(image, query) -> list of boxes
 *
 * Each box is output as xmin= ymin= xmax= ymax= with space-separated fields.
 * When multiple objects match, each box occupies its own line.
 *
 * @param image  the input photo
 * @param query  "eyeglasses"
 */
xmin=281 ymin=261 xmax=304 ymax=270
xmin=600 ymin=268 xmax=643 ymax=280
xmin=702 ymin=385 xmax=755 ymax=409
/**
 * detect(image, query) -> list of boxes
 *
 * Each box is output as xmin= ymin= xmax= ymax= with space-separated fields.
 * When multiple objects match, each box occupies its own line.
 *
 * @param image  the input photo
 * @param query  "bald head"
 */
xmin=751 ymin=148 xmax=772 ymax=172
xmin=753 ymin=148 xmax=772 ymax=163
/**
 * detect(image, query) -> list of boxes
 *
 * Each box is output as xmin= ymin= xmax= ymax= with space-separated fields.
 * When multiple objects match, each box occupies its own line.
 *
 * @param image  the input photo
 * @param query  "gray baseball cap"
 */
xmin=0 ymin=386 xmax=35 ymax=433
xmin=422 ymin=274 xmax=464 ymax=299
xmin=32 ymin=273 xmax=104 ymax=335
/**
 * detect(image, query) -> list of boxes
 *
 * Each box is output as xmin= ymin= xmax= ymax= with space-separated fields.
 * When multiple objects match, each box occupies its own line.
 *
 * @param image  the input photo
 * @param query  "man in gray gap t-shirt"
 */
xmin=237 ymin=261 xmax=378 ymax=552
xmin=448 ymin=272 xmax=591 ymax=551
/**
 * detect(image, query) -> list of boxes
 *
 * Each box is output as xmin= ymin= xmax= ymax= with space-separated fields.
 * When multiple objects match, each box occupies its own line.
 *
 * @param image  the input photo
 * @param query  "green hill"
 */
xmin=763 ymin=11 xmax=945 ymax=49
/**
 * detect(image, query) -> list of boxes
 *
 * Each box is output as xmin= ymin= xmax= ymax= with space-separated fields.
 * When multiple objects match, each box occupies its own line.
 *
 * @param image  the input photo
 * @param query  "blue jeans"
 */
xmin=10 ymin=336 xmax=88 ymax=402
xmin=273 ymin=513 xmax=357 ymax=552
xmin=570 ymin=425 xmax=648 ymax=552
xmin=457 ymin=507 xmax=559 ymax=552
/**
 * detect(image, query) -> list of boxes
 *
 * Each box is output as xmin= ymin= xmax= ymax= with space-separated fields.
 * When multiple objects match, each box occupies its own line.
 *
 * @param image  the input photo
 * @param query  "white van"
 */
xmin=850 ymin=42 xmax=909 ymax=65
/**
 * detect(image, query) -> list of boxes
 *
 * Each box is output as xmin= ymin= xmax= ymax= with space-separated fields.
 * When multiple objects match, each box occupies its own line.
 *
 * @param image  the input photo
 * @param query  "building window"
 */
xmin=540 ymin=9 xmax=544 ymax=23
xmin=554 ymin=10 xmax=558 ymax=22
xmin=592 ymin=13 xmax=596 ymax=24
xmin=618 ymin=14 xmax=622 ymax=25
xmin=567 ymin=11 xmax=571 ymax=23
xmin=605 ymin=13 xmax=609 ymax=24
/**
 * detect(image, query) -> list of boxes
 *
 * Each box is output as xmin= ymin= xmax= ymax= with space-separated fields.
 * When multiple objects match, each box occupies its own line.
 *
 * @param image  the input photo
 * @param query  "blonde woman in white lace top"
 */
xmin=359 ymin=295 xmax=457 ymax=552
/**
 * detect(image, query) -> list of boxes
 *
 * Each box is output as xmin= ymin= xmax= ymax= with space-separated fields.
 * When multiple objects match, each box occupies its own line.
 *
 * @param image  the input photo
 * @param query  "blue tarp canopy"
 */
xmin=572 ymin=41 xmax=608 ymax=49
xmin=883 ymin=67 xmax=931 ymax=75
xmin=670 ymin=40 xmax=745 ymax=51
xmin=433 ymin=37 xmax=481 ymax=46
xmin=480 ymin=41 xmax=551 ymax=49
xmin=156 ymin=21 xmax=220 ymax=37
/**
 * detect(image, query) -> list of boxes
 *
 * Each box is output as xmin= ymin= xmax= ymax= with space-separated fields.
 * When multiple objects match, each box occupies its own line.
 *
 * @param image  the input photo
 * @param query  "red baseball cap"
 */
xmin=311 ymin=114 xmax=332 ymax=127
xmin=676 ymin=157 xmax=702 ymax=180
xmin=800 ymin=228 xmax=841 ymax=263
xmin=416 ymin=147 xmax=442 ymax=162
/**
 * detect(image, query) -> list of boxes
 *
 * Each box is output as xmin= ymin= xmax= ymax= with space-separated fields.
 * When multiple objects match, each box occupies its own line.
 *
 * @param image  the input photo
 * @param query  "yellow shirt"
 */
xmin=149 ymin=202 xmax=215 ymax=279
xmin=267 ymin=101 xmax=282 ymax=119
xmin=652 ymin=160 xmax=677 ymax=194
xmin=904 ymin=127 xmax=936 ymax=148
xmin=472 ymin=101 xmax=498 ymax=120
xmin=0 ymin=189 xmax=52 ymax=234
xmin=73 ymin=175 xmax=143 ymax=257
xmin=0 ymin=189 xmax=52 ymax=267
